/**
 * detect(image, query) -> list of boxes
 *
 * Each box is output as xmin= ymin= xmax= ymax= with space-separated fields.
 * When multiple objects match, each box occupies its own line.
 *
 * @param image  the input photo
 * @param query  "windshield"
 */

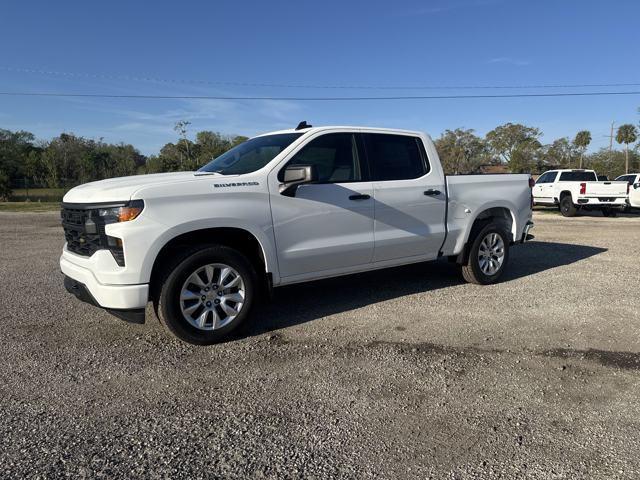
xmin=558 ymin=171 xmax=597 ymax=182
xmin=616 ymin=175 xmax=635 ymax=185
xmin=198 ymin=133 xmax=303 ymax=175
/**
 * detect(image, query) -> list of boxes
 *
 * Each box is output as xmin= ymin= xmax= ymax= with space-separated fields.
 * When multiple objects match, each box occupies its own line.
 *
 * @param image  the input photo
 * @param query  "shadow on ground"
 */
xmin=544 ymin=347 xmax=640 ymax=370
xmin=241 ymin=241 xmax=607 ymax=337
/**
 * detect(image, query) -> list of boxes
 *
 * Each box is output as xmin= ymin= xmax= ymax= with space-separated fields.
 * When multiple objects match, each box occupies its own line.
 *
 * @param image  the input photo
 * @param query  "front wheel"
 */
xmin=461 ymin=224 xmax=510 ymax=285
xmin=155 ymin=245 xmax=258 ymax=345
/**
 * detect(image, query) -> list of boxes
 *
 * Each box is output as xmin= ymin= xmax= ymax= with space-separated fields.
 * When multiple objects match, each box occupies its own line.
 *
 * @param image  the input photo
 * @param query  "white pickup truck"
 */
xmin=616 ymin=173 xmax=640 ymax=209
xmin=60 ymin=124 xmax=534 ymax=344
xmin=533 ymin=169 xmax=628 ymax=217
xmin=616 ymin=173 xmax=640 ymax=208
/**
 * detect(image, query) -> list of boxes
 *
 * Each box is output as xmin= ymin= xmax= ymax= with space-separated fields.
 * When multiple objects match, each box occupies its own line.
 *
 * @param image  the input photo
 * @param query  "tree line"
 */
xmin=0 ymin=123 xmax=247 ymax=200
xmin=0 ymin=120 xmax=638 ymax=201
xmin=434 ymin=122 xmax=639 ymax=178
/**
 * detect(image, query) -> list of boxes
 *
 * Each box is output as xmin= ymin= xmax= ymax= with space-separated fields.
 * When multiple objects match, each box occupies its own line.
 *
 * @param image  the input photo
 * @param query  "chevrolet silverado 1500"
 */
xmin=533 ymin=169 xmax=628 ymax=217
xmin=61 ymin=124 xmax=534 ymax=344
xmin=615 ymin=173 xmax=640 ymax=210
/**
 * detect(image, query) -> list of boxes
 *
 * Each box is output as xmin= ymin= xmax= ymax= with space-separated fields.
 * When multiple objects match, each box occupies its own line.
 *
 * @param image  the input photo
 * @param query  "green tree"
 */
xmin=194 ymin=131 xmax=248 ymax=168
xmin=586 ymin=148 xmax=638 ymax=180
xmin=485 ymin=123 xmax=542 ymax=173
xmin=0 ymin=129 xmax=36 ymax=181
xmin=573 ymin=130 xmax=591 ymax=168
xmin=143 ymin=155 xmax=165 ymax=174
xmin=157 ymin=143 xmax=183 ymax=172
xmin=616 ymin=124 xmax=638 ymax=174
xmin=23 ymin=149 xmax=44 ymax=198
xmin=0 ymin=170 xmax=11 ymax=200
xmin=541 ymin=138 xmax=577 ymax=171
xmin=434 ymin=128 xmax=488 ymax=174
xmin=174 ymin=120 xmax=193 ymax=168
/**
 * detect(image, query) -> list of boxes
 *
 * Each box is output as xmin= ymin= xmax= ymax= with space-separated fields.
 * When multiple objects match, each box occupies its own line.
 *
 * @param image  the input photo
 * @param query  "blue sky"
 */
xmin=0 ymin=0 xmax=639 ymax=155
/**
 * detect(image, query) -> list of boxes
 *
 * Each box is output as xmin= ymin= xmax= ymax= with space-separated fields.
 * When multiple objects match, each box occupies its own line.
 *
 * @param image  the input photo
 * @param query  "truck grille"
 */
xmin=61 ymin=207 xmax=100 ymax=257
xmin=60 ymin=205 xmax=124 ymax=265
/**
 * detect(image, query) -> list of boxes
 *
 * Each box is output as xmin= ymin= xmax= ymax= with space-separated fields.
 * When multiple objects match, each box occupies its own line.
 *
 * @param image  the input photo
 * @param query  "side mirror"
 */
xmin=634 ymin=182 xmax=640 ymax=190
xmin=280 ymin=165 xmax=318 ymax=196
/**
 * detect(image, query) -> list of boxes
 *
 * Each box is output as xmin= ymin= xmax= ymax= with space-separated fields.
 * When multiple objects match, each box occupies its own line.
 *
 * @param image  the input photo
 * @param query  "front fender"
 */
xmin=139 ymin=218 xmax=279 ymax=285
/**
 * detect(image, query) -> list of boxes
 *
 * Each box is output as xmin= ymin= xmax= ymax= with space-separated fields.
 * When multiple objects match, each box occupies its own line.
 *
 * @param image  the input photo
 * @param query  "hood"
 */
xmin=63 ymin=171 xmax=209 ymax=204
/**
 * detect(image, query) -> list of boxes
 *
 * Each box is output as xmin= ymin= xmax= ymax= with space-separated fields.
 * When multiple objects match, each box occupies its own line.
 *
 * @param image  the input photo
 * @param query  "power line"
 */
xmin=0 ymin=90 xmax=640 ymax=101
xmin=2 ymin=66 xmax=640 ymax=91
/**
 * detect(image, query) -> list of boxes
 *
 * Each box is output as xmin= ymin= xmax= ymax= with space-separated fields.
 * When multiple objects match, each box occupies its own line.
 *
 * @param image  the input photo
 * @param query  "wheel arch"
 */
xmin=455 ymin=205 xmax=516 ymax=265
xmin=467 ymin=205 xmax=516 ymax=242
xmin=559 ymin=190 xmax=574 ymax=203
xmin=145 ymin=225 xmax=276 ymax=299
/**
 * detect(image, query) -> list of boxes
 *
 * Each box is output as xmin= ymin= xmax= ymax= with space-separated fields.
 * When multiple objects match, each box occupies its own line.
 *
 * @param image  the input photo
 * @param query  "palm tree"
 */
xmin=573 ymin=130 xmax=591 ymax=168
xmin=616 ymin=124 xmax=638 ymax=174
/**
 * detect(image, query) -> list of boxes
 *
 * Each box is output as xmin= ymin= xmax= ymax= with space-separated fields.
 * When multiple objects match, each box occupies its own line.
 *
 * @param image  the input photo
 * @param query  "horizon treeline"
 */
xmin=0 ymin=121 xmax=638 ymax=200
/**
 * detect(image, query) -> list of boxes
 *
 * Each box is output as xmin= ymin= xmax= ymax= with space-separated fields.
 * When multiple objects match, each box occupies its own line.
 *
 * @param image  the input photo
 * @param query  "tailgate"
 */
xmin=584 ymin=181 xmax=627 ymax=196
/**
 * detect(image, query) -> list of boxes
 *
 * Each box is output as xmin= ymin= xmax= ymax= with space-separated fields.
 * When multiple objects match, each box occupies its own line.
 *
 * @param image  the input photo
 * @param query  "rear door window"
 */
xmin=364 ymin=134 xmax=429 ymax=181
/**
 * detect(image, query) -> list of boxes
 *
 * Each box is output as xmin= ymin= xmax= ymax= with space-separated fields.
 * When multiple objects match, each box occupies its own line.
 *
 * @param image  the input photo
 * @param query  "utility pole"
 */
xmin=608 ymin=121 xmax=615 ymax=161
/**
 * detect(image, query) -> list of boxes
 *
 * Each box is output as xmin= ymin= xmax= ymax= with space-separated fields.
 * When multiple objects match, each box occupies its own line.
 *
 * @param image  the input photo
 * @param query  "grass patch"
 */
xmin=0 ymin=202 xmax=60 ymax=212
xmin=10 ymin=188 xmax=67 ymax=203
xmin=12 ymin=188 xmax=67 ymax=196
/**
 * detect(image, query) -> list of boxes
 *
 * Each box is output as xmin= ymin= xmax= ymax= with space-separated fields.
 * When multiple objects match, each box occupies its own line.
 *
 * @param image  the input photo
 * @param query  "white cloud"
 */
xmin=487 ymin=57 xmax=531 ymax=67
xmin=398 ymin=0 xmax=502 ymax=16
xmin=47 ymin=94 xmax=305 ymax=153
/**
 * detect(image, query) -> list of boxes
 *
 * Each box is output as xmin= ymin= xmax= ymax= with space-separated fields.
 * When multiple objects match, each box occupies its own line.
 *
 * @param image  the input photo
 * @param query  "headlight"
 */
xmin=97 ymin=200 xmax=144 ymax=223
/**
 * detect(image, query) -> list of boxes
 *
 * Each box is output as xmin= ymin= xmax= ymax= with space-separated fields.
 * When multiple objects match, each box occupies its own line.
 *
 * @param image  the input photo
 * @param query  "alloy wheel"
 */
xmin=477 ymin=232 xmax=505 ymax=276
xmin=179 ymin=263 xmax=245 ymax=330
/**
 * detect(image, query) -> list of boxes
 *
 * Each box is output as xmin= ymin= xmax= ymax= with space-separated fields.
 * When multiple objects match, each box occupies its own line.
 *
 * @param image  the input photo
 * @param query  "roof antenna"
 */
xmin=296 ymin=121 xmax=312 ymax=130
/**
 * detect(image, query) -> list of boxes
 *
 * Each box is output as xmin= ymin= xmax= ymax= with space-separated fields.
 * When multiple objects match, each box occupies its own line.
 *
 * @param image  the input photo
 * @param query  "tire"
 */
xmin=154 ymin=245 xmax=258 ymax=345
xmin=560 ymin=195 xmax=577 ymax=217
xmin=461 ymin=223 xmax=510 ymax=285
xmin=602 ymin=208 xmax=617 ymax=217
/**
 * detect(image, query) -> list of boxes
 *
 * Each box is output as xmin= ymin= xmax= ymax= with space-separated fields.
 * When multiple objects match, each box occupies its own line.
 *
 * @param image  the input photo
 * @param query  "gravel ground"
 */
xmin=1 ymin=210 xmax=639 ymax=479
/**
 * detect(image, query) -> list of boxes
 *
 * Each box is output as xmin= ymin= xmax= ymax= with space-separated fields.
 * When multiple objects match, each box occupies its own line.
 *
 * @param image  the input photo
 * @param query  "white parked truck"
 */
xmin=617 ymin=174 xmax=640 ymax=208
xmin=61 ymin=124 xmax=534 ymax=344
xmin=533 ymin=169 xmax=628 ymax=217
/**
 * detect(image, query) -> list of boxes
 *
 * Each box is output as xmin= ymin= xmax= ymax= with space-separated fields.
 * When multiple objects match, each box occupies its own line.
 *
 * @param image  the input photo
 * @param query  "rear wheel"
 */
xmin=461 ymin=223 xmax=510 ymax=285
xmin=155 ymin=245 xmax=258 ymax=345
xmin=560 ymin=195 xmax=577 ymax=217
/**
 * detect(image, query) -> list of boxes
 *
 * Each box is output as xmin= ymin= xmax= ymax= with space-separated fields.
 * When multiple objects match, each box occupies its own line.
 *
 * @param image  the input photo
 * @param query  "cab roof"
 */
xmin=255 ymin=125 xmax=426 ymax=138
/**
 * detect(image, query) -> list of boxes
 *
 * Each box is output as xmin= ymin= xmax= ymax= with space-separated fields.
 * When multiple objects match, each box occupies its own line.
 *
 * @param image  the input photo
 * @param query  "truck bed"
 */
xmin=440 ymin=174 xmax=532 ymax=256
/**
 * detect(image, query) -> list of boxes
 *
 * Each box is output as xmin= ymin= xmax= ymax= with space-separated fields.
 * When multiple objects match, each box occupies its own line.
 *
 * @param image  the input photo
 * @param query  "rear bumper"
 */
xmin=576 ymin=197 xmax=627 ymax=207
xmin=63 ymin=275 xmax=146 ymax=324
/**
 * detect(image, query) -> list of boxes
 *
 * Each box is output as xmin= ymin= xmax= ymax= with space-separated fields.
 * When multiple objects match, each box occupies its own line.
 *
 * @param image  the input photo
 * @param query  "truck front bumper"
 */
xmin=60 ymin=254 xmax=148 ymax=323
xmin=63 ymin=276 xmax=146 ymax=324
